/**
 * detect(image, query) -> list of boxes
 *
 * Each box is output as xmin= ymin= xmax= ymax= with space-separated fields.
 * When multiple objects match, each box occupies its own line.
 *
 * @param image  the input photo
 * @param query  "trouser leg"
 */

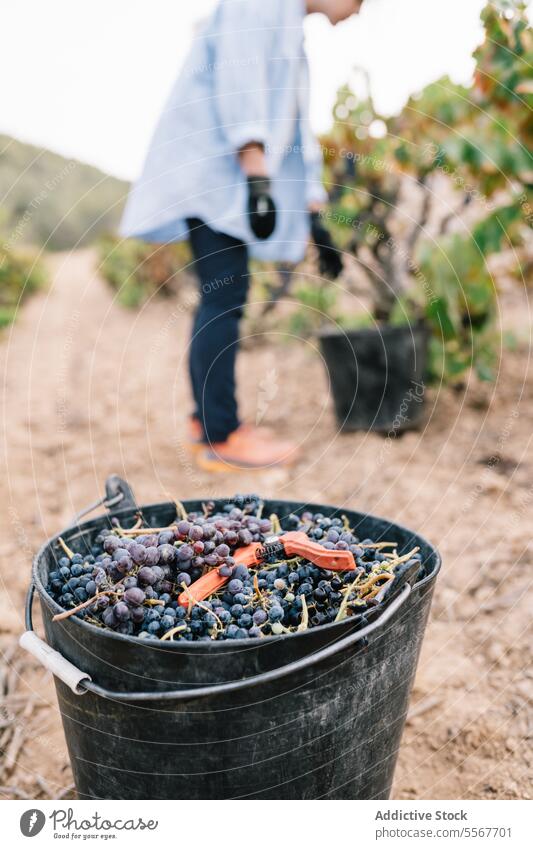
xmin=187 ymin=218 xmax=250 ymax=444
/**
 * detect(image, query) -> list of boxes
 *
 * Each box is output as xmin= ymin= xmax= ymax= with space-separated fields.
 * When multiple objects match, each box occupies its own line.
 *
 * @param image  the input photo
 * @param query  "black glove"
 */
xmin=310 ymin=211 xmax=343 ymax=280
xmin=247 ymin=176 xmax=277 ymax=240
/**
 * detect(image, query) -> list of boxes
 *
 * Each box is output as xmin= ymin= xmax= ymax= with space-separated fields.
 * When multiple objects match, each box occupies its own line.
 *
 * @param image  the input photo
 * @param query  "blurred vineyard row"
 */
xmin=0 ymin=244 xmax=46 ymax=329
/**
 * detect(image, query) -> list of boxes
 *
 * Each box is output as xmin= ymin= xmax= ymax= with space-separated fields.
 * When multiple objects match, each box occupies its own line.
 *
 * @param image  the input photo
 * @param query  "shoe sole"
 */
xmin=185 ymin=439 xmax=204 ymax=455
xmin=196 ymin=451 xmax=298 ymax=474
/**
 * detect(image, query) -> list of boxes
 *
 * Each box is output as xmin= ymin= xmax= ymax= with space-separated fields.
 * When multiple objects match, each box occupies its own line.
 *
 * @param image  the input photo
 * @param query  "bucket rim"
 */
xmin=317 ymin=320 xmax=429 ymax=343
xmin=32 ymin=498 xmax=441 ymax=651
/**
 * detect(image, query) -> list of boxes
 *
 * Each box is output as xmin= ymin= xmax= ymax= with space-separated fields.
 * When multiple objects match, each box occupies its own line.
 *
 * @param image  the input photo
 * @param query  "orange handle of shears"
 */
xmin=280 ymin=531 xmax=355 ymax=571
xmin=177 ymin=542 xmax=262 ymax=608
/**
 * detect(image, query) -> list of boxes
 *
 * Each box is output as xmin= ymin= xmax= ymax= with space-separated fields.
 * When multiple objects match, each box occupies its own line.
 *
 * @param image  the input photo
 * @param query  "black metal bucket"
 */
xmin=319 ymin=323 xmax=429 ymax=433
xmin=24 ymin=495 xmax=441 ymax=800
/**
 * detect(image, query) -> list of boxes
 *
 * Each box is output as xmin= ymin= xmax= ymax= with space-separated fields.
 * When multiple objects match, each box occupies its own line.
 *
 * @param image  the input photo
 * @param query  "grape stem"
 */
xmin=112 ymin=514 xmax=143 ymax=533
xmin=297 ymin=595 xmax=309 ymax=631
xmin=269 ymin=513 xmax=282 ymax=535
xmin=119 ymin=525 xmax=178 ymax=537
xmin=160 ymin=624 xmax=187 ymax=641
xmin=358 ymin=572 xmax=394 ymax=600
xmin=52 ymin=590 xmax=122 ymax=621
xmin=58 ymin=537 xmax=75 ymax=560
xmin=383 ymin=546 xmax=420 ymax=569
xmin=179 ymin=582 xmax=224 ymax=632
xmin=335 ymin=574 xmax=364 ymax=623
xmin=173 ymin=498 xmax=188 ymax=522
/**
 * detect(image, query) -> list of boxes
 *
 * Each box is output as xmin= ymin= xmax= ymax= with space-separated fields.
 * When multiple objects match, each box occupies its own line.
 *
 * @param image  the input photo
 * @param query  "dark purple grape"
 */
xmin=177 ymin=572 xmax=191 ymax=587
xmin=253 ymin=609 xmax=267 ymax=626
xmin=137 ymin=566 xmax=157 ymax=586
xmin=224 ymin=530 xmax=238 ymax=547
xmin=123 ymin=576 xmax=137 ymax=589
xmin=158 ymin=530 xmax=175 ymax=546
xmin=176 ymin=520 xmax=191 ymax=538
xmin=189 ymin=525 xmax=204 ymax=541
xmin=130 ymin=543 xmax=147 ymax=565
xmin=102 ymin=608 xmax=117 ymax=628
xmin=268 ymin=606 xmax=284 ymax=623
xmin=178 ymin=544 xmax=194 ymax=561
xmin=130 ymin=606 xmax=146 ymax=624
xmin=158 ymin=544 xmax=176 ymax=564
xmin=124 ymin=587 xmax=146 ymax=606
xmin=74 ymin=587 xmax=88 ymax=602
xmin=116 ymin=555 xmax=133 ymax=574
xmin=144 ymin=547 xmax=160 ymax=566
xmin=103 ymin=536 xmax=120 ymax=554
xmin=205 ymin=553 xmax=220 ymax=568
xmin=114 ymin=601 xmax=130 ymax=621
xmin=144 ymin=534 xmax=158 ymax=548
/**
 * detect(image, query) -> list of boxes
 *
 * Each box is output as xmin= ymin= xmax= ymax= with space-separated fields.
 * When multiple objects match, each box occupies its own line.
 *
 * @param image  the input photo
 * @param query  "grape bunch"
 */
xmin=46 ymin=495 xmax=423 ymax=642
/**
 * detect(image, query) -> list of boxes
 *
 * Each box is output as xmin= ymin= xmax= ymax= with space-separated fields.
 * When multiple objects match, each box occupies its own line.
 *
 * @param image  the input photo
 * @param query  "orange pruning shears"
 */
xmin=178 ymin=531 xmax=356 ymax=608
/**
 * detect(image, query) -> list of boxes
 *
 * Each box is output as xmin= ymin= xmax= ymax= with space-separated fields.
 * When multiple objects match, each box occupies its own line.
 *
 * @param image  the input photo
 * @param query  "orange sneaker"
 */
xmin=187 ymin=416 xmax=205 ymax=451
xmin=187 ymin=418 xmax=274 ymax=452
xmin=196 ymin=426 xmax=298 ymax=472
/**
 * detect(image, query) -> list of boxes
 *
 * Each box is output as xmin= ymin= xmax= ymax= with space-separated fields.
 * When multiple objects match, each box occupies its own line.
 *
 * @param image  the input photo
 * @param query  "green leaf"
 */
xmin=426 ymin=296 xmax=456 ymax=340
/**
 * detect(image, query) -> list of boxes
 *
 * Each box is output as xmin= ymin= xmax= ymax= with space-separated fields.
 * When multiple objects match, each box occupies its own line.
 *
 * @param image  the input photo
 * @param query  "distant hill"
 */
xmin=0 ymin=135 xmax=128 ymax=250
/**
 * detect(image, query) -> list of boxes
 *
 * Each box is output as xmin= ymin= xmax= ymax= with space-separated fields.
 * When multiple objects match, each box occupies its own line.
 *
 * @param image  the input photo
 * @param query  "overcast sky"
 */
xmin=1 ymin=0 xmax=530 ymax=180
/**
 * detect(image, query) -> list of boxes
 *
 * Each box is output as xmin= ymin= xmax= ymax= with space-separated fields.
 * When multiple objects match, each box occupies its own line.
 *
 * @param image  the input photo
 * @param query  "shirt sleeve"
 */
xmin=212 ymin=1 xmax=273 ymax=151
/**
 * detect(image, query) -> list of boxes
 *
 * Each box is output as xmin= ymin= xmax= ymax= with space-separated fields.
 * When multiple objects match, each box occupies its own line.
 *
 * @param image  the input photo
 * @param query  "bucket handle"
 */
xmin=20 ymin=581 xmax=411 ymax=702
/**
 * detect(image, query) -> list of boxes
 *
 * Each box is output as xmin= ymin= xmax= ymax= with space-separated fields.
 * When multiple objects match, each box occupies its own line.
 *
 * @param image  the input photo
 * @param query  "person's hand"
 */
xmin=310 ymin=211 xmax=343 ymax=279
xmin=247 ymin=176 xmax=277 ymax=240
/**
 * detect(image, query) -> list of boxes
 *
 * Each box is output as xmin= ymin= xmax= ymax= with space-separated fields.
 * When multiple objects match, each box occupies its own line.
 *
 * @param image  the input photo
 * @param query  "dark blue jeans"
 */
xmin=187 ymin=218 xmax=250 ymax=443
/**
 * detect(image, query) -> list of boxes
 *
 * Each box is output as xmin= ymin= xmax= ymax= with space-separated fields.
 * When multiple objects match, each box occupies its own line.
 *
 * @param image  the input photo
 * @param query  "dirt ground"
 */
xmin=0 ymin=248 xmax=531 ymax=800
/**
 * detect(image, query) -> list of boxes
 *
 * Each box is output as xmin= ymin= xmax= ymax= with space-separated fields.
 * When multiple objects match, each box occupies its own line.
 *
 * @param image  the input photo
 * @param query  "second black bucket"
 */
xmin=319 ymin=322 xmax=429 ymax=433
xmin=25 ymin=497 xmax=440 ymax=800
